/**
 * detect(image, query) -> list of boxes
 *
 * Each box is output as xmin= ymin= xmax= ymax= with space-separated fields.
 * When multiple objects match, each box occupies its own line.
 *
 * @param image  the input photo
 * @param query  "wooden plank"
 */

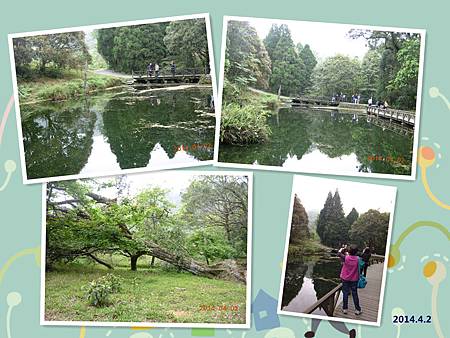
xmin=333 ymin=263 xmax=384 ymax=323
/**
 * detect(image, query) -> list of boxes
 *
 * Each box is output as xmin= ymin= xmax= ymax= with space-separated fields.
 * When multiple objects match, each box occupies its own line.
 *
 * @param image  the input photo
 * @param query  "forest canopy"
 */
xmin=97 ymin=18 xmax=210 ymax=73
xmin=223 ymin=20 xmax=421 ymax=110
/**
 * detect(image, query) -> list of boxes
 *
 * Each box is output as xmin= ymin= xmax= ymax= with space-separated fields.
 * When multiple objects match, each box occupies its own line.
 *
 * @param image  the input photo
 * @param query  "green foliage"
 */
xmin=264 ymin=24 xmax=306 ymax=96
xmin=289 ymin=194 xmax=309 ymax=243
xmin=13 ymin=32 xmax=90 ymax=78
xmin=181 ymin=175 xmax=248 ymax=257
xmin=18 ymin=73 xmax=121 ymax=103
xmin=97 ymin=18 xmax=209 ymax=73
xmin=298 ymin=44 xmax=317 ymax=93
xmin=225 ymin=21 xmax=271 ymax=89
xmin=82 ymin=273 xmax=122 ymax=307
xmin=187 ymin=228 xmax=235 ymax=265
xmin=220 ymin=103 xmax=271 ymax=144
xmin=349 ymin=209 xmax=390 ymax=254
xmin=310 ymin=55 xmax=362 ymax=98
xmin=346 ymin=207 xmax=359 ymax=226
xmin=387 ymin=38 xmax=421 ymax=109
xmin=316 ymin=190 xmax=350 ymax=247
xmin=359 ymin=49 xmax=381 ymax=98
xmin=164 ymin=18 xmax=209 ymax=68
xmin=348 ymin=30 xmax=421 ymax=109
xmin=97 ymin=23 xmax=168 ymax=73
xmin=46 ymin=175 xmax=248 ymax=271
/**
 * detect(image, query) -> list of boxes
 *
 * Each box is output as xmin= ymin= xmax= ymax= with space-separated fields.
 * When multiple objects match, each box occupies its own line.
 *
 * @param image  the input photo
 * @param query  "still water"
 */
xmin=281 ymin=255 xmax=341 ymax=316
xmin=21 ymin=87 xmax=215 ymax=180
xmin=218 ymin=108 xmax=414 ymax=176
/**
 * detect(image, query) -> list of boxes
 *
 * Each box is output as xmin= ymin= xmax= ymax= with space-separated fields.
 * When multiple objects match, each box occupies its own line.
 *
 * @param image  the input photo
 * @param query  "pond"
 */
xmin=21 ymin=86 xmax=215 ymax=180
xmin=281 ymin=255 xmax=342 ymax=316
xmin=218 ymin=108 xmax=414 ymax=176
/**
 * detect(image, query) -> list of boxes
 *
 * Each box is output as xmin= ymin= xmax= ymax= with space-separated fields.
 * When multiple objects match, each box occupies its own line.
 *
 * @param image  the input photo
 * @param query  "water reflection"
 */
xmin=282 ymin=256 xmax=341 ymax=316
xmin=219 ymin=108 xmax=413 ymax=176
xmin=21 ymin=87 xmax=215 ymax=179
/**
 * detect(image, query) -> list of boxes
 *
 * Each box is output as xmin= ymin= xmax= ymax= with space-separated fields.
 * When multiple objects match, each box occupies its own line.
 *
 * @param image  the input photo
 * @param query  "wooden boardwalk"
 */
xmin=131 ymin=68 xmax=205 ymax=84
xmin=367 ymin=106 xmax=415 ymax=126
xmin=333 ymin=263 xmax=383 ymax=322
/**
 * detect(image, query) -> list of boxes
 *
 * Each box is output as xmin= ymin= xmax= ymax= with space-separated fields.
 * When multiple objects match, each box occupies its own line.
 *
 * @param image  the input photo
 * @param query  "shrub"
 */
xmin=82 ymin=273 xmax=122 ymax=307
xmin=198 ymin=74 xmax=212 ymax=85
xmin=220 ymin=103 xmax=271 ymax=145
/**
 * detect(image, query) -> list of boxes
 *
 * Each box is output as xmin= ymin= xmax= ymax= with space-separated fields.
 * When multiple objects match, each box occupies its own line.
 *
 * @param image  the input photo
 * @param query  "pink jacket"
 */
xmin=340 ymin=255 xmax=360 ymax=281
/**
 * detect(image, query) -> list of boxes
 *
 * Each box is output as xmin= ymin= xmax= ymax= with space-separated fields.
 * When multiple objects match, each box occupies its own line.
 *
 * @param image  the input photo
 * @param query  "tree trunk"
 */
xmin=143 ymin=240 xmax=246 ymax=283
xmin=88 ymin=253 xmax=114 ymax=270
xmin=130 ymin=252 xmax=145 ymax=271
xmin=130 ymin=255 xmax=139 ymax=271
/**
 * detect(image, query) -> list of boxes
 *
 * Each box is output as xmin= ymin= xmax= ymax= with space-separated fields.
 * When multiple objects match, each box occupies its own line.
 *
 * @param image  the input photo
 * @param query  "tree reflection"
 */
xmin=22 ymin=100 xmax=95 ymax=179
xmin=102 ymin=88 xmax=215 ymax=169
xmin=219 ymin=108 xmax=413 ymax=175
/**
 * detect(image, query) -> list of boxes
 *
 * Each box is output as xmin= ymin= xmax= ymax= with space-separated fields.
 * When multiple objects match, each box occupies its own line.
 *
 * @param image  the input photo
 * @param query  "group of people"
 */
xmin=331 ymin=92 xmax=362 ymax=104
xmin=337 ymin=244 xmax=372 ymax=316
xmin=146 ymin=61 xmax=177 ymax=78
xmin=368 ymin=97 xmax=390 ymax=108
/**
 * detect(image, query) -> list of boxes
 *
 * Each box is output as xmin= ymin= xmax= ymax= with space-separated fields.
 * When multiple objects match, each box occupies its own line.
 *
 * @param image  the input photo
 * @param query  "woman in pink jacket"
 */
xmin=338 ymin=244 xmax=362 ymax=315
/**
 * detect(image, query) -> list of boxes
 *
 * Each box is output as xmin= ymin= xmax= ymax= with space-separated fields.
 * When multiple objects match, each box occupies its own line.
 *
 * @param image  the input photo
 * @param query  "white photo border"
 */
xmin=40 ymin=170 xmax=253 ymax=328
xmin=8 ymin=13 xmax=219 ymax=185
xmin=277 ymin=174 xmax=397 ymax=326
xmin=213 ymin=15 xmax=427 ymax=181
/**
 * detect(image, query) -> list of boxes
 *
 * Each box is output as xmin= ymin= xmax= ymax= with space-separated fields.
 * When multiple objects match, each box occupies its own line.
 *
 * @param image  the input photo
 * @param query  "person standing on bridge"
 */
xmin=155 ymin=63 xmax=160 ymax=77
xmin=361 ymin=247 xmax=371 ymax=277
xmin=170 ymin=61 xmax=176 ymax=77
xmin=338 ymin=244 xmax=362 ymax=315
xmin=147 ymin=62 xmax=153 ymax=77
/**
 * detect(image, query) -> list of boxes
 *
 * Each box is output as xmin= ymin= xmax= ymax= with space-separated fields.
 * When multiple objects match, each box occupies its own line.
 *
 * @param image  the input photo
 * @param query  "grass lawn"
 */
xmin=45 ymin=260 xmax=247 ymax=324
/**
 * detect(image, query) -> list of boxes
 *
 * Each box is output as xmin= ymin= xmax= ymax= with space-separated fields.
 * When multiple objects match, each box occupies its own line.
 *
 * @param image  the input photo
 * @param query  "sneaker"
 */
xmin=355 ymin=310 xmax=362 ymax=315
xmin=343 ymin=309 xmax=348 ymax=314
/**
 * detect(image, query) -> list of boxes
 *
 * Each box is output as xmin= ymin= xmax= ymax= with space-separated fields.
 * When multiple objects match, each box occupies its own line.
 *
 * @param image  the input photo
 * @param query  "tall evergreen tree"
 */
xmin=298 ymin=44 xmax=317 ymax=94
xmin=316 ymin=191 xmax=333 ymax=242
xmin=97 ymin=23 xmax=169 ymax=73
xmin=164 ymin=18 xmax=209 ymax=69
xmin=264 ymin=24 xmax=305 ymax=96
xmin=346 ymin=207 xmax=359 ymax=226
xmin=316 ymin=190 xmax=350 ymax=247
xmin=289 ymin=194 xmax=309 ymax=243
xmin=225 ymin=20 xmax=271 ymax=89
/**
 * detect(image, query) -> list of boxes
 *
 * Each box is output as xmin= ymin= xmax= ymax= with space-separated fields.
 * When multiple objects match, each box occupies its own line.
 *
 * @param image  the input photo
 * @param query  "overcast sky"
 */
xmin=86 ymin=172 xmax=247 ymax=206
xmin=292 ymin=175 xmax=396 ymax=215
xmin=244 ymin=17 xmax=370 ymax=60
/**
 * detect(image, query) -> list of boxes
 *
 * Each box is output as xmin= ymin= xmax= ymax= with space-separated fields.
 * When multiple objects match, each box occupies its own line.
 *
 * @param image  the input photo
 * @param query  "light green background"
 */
xmin=0 ymin=0 xmax=448 ymax=337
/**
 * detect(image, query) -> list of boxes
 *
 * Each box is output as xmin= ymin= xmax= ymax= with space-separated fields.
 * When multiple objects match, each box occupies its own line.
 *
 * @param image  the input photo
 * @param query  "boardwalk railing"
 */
xmin=367 ymin=106 xmax=415 ymax=126
xmin=132 ymin=67 xmax=207 ymax=78
xmin=304 ymin=254 xmax=385 ymax=316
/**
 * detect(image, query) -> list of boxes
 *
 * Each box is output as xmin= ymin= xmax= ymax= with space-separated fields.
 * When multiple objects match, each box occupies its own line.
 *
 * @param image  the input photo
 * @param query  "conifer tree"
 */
xmin=290 ymin=194 xmax=309 ymax=243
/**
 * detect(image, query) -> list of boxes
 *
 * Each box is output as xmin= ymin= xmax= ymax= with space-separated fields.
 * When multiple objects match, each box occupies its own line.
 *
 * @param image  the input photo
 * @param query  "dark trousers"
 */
xmin=342 ymin=280 xmax=361 ymax=311
xmin=362 ymin=263 xmax=369 ymax=276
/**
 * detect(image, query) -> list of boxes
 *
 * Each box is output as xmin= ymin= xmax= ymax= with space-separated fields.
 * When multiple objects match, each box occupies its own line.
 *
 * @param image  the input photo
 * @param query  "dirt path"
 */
xmin=94 ymin=69 xmax=132 ymax=79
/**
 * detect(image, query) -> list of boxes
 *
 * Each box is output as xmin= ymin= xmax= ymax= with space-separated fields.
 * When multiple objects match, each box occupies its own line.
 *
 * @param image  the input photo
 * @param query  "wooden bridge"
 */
xmin=367 ymin=106 xmax=415 ymax=127
xmin=292 ymin=96 xmax=339 ymax=107
xmin=131 ymin=68 xmax=206 ymax=84
xmin=368 ymin=115 xmax=414 ymax=137
xmin=303 ymin=255 xmax=385 ymax=323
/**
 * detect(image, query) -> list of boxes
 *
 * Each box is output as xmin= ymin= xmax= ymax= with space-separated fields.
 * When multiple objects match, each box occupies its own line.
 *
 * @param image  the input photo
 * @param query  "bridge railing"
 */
xmin=303 ymin=254 xmax=385 ymax=315
xmin=132 ymin=67 xmax=208 ymax=78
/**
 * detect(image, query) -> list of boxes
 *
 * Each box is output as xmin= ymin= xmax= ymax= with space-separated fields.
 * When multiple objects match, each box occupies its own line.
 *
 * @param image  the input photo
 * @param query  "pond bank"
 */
xmin=220 ymin=87 xmax=281 ymax=145
xmin=18 ymin=72 xmax=124 ymax=106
